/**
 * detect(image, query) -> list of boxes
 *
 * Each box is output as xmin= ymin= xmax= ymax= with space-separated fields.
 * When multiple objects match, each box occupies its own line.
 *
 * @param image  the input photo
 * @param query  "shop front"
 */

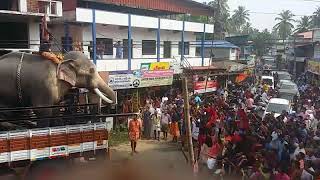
xmin=306 ymin=60 xmax=320 ymax=86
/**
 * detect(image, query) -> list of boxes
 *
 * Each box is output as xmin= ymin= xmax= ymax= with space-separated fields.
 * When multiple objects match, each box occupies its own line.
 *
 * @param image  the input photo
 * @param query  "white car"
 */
xmin=263 ymin=98 xmax=292 ymax=119
xmin=272 ymin=71 xmax=292 ymax=80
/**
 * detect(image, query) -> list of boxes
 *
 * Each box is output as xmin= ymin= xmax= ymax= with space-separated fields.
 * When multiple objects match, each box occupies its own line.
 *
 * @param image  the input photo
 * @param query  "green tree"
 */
xmin=312 ymin=7 xmax=320 ymax=28
xmin=251 ymin=29 xmax=274 ymax=56
xmin=242 ymin=22 xmax=253 ymax=34
xmin=208 ymin=0 xmax=230 ymax=39
xmin=295 ymin=16 xmax=312 ymax=33
xmin=231 ymin=6 xmax=250 ymax=33
xmin=273 ymin=10 xmax=295 ymax=40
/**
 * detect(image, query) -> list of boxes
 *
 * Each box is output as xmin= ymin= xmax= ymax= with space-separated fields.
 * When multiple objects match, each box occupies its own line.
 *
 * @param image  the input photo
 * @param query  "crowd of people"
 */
xmin=127 ymin=73 xmax=320 ymax=179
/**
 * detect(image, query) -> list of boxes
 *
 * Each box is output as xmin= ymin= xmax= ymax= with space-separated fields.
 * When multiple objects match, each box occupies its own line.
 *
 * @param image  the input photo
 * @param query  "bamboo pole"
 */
xmin=182 ymin=77 xmax=195 ymax=166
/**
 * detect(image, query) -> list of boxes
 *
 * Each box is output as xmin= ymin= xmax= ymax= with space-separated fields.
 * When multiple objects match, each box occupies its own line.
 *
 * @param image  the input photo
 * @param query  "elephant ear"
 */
xmin=57 ymin=60 xmax=77 ymax=86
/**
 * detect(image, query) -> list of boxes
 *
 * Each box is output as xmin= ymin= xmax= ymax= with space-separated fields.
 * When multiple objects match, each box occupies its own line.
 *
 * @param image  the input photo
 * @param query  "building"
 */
xmin=49 ymin=0 xmax=214 ymax=72
xmin=288 ymin=30 xmax=319 ymax=76
xmin=225 ymin=35 xmax=252 ymax=59
xmin=0 ymin=0 xmax=62 ymax=54
xmin=195 ymin=40 xmax=239 ymax=61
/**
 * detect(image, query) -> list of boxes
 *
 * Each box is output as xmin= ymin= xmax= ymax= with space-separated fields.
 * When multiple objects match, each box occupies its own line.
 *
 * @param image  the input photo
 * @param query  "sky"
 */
xmin=195 ymin=0 xmax=320 ymax=31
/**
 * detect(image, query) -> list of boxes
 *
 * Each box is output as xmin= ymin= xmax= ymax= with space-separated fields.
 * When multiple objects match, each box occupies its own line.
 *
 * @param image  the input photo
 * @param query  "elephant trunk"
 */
xmin=94 ymin=72 xmax=116 ymax=104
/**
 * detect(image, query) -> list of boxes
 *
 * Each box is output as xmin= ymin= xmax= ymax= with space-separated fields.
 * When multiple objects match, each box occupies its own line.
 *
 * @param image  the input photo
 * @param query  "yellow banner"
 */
xmin=149 ymin=62 xmax=170 ymax=71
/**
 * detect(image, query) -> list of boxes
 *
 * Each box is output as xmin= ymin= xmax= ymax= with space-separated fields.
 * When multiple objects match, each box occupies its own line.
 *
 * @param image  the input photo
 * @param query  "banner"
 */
xmin=194 ymin=80 xmax=218 ymax=94
xmin=108 ymin=70 xmax=174 ymax=89
xmin=307 ymin=60 xmax=320 ymax=75
xmin=140 ymin=62 xmax=170 ymax=71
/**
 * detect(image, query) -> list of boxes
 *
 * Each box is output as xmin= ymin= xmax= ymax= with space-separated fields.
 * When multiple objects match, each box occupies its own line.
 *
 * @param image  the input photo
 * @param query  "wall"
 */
xmin=27 ymin=0 xmax=38 ymax=13
xmin=314 ymin=45 xmax=320 ymax=59
xmin=229 ymin=48 xmax=237 ymax=60
xmin=28 ymin=21 xmax=40 ymax=50
xmin=82 ymin=24 xmax=198 ymax=59
xmin=75 ymin=8 xmax=214 ymax=33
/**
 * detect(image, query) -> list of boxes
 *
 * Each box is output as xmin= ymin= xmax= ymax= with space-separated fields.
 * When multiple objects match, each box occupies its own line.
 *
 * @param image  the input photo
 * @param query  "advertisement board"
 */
xmin=108 ymin=70 xmax=174 ymax=89
xmin=140 ymin=62 xmax=170 ymax=71
xmin=194 ymin=80 xmax=218 ymax=94
xmin=307 ymin=60 xmax=320 ymax=75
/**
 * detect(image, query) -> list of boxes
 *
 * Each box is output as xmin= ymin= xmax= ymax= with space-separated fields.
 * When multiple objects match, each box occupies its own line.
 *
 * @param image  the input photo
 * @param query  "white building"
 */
xmin=0 ymin=0 xmax=62 ymax=54
xmin=50 ymin=0 xmax=214 ymax=72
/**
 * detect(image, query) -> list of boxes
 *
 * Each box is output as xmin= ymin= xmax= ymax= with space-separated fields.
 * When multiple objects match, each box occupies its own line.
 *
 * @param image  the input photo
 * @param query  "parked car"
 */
xmin=272 ymin=71 xmax=291 ymax=80
xmin=278 ymin=89 xmax=299 ymax=102
xmin=277 ymin=80 xmax=294 ymax=88
xmin=263 ymin=98 xmax=292 ymax=119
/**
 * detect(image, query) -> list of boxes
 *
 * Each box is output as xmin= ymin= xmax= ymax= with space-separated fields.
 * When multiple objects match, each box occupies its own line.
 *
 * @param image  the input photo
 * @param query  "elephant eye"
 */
xmin=89 ymin=67 xmax=95 ymax=74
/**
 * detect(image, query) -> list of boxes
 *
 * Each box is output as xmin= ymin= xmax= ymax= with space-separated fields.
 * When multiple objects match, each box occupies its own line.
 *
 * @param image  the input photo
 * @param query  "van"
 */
xmin=263 ymin=98 xmax=292 ymax=119
xmin=261 ymin=76 xmax=275 ymax=89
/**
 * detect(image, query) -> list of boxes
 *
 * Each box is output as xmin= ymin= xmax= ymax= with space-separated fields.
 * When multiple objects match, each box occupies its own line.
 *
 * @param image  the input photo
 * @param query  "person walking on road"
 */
xmin=161 ymin=111 xmax=171 ymax=140
xmin=129 ymin=115 xmax=142 ymax=155
xmin=152 ymin=111 xmax=161 ymax=141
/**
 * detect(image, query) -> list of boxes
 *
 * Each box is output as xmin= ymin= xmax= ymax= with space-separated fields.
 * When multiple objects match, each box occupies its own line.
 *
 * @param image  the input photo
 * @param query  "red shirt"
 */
xmin=208 ymin=138 xmax=222 ymax=158
xmin=237 ymin=109 xmax=249 ymax=130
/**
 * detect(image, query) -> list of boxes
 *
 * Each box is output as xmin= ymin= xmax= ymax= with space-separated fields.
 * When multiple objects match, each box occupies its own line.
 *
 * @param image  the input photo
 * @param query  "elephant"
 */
xmin=0 ymin=51 xmax=116 ymax=127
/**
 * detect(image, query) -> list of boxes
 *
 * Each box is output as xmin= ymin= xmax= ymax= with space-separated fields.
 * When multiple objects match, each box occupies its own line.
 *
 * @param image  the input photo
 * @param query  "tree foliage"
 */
xmin=273 ymin=10 xmax=295 ymax=40
xmin=231 ymin=6 xmax=250 ymax=33
xmin=312 ymin=7 xmax=320 ymax=28
xmin=296 ymin=16 xmax=312 ymax=33
xmin=251 ymin=29 xmax=275 ymax=56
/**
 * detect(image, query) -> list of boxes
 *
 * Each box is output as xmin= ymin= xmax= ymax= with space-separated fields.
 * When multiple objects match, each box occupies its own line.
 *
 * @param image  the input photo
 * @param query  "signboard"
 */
xmin=307 ymin=60 xmax=320 ymax=75
xmin=140 ymin=62 xmax=170 ymax=71
xmin=141 ymin=70 xmax=174 ymax=87
xmin=194 ymin=80 xmax=218 ymax=94
xmin=108 ymin=70 xmax=174 ymax=89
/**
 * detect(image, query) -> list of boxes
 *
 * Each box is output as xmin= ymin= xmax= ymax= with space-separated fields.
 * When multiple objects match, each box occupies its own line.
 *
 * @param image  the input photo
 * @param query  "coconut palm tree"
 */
xmin=273 ymin=10 xmax=295 ymax=40
xmin=296 ymin=16 xmax=312 ymax=33
xmin=312 ymin=7 xmax=320 ymax=28
xmin=231 ymin=6 xmax=250 ymax=33
xmin=208 ymin=0 xmax=230 ymax=39
xmin=242 ymin=22 xmax=253 ymax=34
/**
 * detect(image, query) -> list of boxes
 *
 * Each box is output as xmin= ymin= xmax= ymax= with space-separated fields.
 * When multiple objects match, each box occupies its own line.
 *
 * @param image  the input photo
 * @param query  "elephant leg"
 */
xmin=31 ymin=95 xmax=54 ymax=128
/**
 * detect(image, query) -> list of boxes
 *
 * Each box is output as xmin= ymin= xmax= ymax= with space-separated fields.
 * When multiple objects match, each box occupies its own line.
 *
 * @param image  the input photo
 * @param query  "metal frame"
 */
xmin=181 ymin=15 xmax=185 ymax=61
xmin=128 ymin=14 xmax=132 ymax=70
xmin=201 ymin=23 xmax=206 ymax=66
xmin=157 ymin=17 xmax=161 ymax=62
xmin=92 ymin=9 xmax=97 ymax=65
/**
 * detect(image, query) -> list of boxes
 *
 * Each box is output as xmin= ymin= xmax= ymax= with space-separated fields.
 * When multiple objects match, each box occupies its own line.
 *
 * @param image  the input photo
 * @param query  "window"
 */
xmin=196 ymin=47 xmax=201 ymax=56
xmin=96 ymin=38 xmax=113 ymax=55
xmin=142 ymin=40 xmax=156 ymax=55
xmin=61 ymin=36 xmax=73 ymax=52
xmin=231 ymin=48 xmax=235 ymax=53
xmin=179 ymin=42 xmax=190 ymax=55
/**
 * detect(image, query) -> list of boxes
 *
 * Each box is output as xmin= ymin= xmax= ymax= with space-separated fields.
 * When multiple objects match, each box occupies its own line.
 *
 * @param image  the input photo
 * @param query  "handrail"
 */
xmin=0 ymin=103 xmax=98 ymax=112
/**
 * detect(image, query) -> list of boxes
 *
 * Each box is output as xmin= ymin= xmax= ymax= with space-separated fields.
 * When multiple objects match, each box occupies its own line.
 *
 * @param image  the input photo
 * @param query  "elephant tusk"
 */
xmin=94 ymin=88 xmax=114 ymax=104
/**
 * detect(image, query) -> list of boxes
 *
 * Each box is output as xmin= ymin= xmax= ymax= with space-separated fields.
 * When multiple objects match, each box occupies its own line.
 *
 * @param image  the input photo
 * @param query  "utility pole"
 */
xmin=293 ymin=35 xmax=296 ymax=76
xmin=182 ymin=77 xmax=194 ymax=166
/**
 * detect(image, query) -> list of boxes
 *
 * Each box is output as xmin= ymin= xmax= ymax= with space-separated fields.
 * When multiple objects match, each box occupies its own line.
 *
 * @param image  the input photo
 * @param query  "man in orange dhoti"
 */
xmin=129 ymin=115 xmax=141 ymax=155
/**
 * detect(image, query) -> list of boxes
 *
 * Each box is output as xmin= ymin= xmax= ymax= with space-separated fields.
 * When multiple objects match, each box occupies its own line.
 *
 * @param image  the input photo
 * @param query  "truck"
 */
xmin=0 ymin=90 xmax=119 ymax=180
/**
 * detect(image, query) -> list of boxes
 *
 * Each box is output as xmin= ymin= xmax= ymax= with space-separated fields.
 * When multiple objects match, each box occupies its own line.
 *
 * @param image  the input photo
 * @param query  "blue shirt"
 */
xmin=194 ymin=96 xmax=202 ymax=105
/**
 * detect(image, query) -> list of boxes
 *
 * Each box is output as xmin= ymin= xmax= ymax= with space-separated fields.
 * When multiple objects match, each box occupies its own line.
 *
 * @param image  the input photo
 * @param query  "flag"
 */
xmin=235 ymin=73 xmax=249 ymax=83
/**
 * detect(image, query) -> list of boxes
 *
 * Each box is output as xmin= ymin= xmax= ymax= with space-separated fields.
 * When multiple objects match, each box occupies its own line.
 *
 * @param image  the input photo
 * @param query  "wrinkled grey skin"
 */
xmin=0 ymin=51 xmax=116 ymax=126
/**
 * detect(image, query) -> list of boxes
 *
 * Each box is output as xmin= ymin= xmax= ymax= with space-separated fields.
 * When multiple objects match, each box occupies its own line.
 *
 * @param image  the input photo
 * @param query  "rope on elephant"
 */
xmin=16 ymin=53 xmax=24 ymax=105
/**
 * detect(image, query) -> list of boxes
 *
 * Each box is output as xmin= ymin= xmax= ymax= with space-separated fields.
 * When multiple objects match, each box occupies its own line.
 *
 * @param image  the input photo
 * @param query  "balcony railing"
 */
xmin=0 ymin=0 xmax=62 ymax=17
xmin=38 ymin=0 xmax=62 ymax=16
